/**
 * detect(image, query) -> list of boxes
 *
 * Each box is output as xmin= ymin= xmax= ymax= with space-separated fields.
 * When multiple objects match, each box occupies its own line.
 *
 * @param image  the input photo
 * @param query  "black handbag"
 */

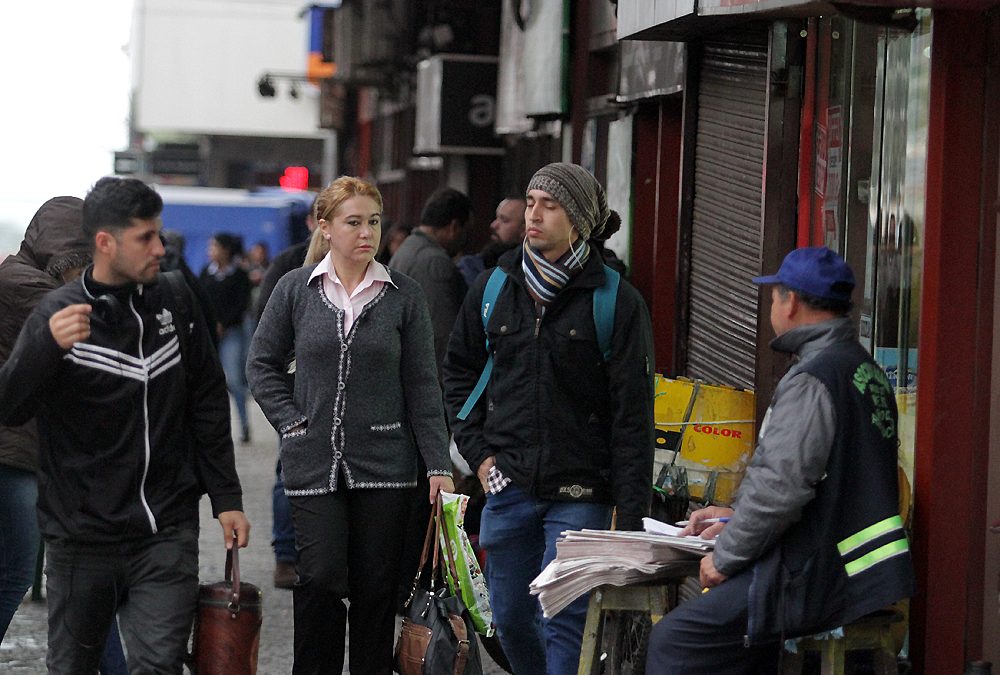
xmin=394 ymin=501 xmax=483 ymax=675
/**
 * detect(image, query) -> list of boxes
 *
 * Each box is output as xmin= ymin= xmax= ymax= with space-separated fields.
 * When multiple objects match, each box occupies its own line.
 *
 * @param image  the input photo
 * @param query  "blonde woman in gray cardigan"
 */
xmin=247 ymin=176 xmax=454 ymax=675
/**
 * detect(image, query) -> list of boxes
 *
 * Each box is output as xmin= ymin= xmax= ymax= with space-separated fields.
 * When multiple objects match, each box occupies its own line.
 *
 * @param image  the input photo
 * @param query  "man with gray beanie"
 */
xmin=443 ymin=162 xmax=655 ymax=674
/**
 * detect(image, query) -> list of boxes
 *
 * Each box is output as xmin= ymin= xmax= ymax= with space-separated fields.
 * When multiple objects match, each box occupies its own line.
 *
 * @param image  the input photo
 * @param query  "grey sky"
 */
xmin=0 ymin=1 xmax=133 ymax=255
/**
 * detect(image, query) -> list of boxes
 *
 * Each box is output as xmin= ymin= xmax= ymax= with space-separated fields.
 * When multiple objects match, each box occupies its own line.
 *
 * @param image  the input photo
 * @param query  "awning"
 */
xmin=617 ymin=0 xmax=993 ymax=42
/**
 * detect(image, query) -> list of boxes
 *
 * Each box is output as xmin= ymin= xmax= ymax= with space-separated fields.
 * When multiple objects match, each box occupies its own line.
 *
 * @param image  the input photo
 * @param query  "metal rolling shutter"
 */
xmin=686 ymin=32 xmax=769 ymax=390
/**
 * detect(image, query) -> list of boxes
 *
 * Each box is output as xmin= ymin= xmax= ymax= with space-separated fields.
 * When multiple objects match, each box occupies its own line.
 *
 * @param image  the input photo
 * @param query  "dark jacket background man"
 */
xmin=443 ymin=163 xmax=655 ymax=675
xmin=0 ymin=177 xmax=250 ymax=674
xmin=389 ymin=187 xmax=469 ymax=372
xmin=253 ymin=196 xmax=317 ymax=590
xmin=646 ymin=247 xmax=915 ymax=674
xmin=456 ymin=196 xmax=527 ymax=288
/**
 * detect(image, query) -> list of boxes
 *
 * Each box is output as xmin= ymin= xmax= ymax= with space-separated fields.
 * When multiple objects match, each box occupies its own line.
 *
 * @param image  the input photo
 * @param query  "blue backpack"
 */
xmin=456 ymin=265 xmax=620 ymax=420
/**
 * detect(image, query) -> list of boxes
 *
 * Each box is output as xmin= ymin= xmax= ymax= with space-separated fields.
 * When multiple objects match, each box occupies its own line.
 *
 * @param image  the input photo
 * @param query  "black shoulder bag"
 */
xmin=394 ymin=500 xmax=483 ymax=675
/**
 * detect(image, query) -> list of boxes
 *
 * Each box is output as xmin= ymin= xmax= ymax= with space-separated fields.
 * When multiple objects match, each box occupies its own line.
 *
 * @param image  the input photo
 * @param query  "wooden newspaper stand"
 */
xmin=578 ymin=376 xmax=754 ymax=674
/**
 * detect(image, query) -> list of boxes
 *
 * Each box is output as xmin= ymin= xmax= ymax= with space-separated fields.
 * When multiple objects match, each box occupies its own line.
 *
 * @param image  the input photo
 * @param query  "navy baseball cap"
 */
xmin=752 ymin=246 xmax=856 ymax=302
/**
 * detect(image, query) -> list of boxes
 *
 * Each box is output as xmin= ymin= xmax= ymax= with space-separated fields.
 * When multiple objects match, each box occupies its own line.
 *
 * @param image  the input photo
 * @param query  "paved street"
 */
xmin=1 ymin=401 xmax=506 ymax=674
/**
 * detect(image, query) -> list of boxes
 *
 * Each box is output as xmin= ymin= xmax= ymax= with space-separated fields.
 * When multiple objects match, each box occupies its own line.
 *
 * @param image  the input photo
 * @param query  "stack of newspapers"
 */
xmin=528 ymin=518 xmax=713 ymax=617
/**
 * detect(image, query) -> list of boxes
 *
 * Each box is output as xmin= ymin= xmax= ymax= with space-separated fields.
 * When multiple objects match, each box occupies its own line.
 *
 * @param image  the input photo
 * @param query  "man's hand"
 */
xmin=699 ymin=553 xmax=728 ymax=588
xmin=679 ymin=505 xmax=735 ymax=539
xmin=49 ymin=304 xmax=92 ymax=349
xmin=429 ymin=474 xmax=455 ymax=504
xmin=476 ymin=456 xmax=496 ymax=494
xmin=219 ymin=510 xmax=251 ymax=549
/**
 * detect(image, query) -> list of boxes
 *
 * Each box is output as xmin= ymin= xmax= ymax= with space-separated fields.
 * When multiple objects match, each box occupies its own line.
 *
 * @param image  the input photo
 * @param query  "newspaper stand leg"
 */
xmin=577 ymin=563 xmax=699 ymax=675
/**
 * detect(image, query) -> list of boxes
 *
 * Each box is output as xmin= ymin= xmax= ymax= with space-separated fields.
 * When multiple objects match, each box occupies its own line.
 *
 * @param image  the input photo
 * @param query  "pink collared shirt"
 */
xmin=308 ymin=254 xmax=396 ymax=334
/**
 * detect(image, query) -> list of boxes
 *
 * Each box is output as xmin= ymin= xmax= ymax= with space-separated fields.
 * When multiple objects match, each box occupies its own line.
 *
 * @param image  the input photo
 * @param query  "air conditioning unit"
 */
xmin=414 ymin=55 xmax=503 ymax=156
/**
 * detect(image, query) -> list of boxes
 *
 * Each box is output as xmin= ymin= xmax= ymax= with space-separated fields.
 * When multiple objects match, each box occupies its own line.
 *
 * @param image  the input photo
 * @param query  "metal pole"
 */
xmin=321 ymin=129 xmax=338 ymax=185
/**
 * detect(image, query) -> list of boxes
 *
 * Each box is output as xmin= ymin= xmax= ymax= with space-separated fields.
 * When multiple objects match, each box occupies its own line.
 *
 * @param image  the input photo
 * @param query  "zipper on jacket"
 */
xmin=531 ymin=302 xmax=545 ymax=490
xmin=533 ymin=303 xmax=546 ymax=339
xmin=130 ymin=296 xmax=158 ymax=534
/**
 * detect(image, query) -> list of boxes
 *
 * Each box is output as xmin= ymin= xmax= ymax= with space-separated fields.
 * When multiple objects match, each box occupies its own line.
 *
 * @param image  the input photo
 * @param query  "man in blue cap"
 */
xmin=646 ymin=246 xmax=915 ymax=673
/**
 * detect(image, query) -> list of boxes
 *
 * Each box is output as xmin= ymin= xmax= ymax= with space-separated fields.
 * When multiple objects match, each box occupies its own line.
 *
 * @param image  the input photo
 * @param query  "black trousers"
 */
xmin=289 ymin=486 xmax=417 ymax=675
xmin=645 ymin=568 xmax=782 ymax=675
xmin=45 ymin=526 xmax=199 ymax=675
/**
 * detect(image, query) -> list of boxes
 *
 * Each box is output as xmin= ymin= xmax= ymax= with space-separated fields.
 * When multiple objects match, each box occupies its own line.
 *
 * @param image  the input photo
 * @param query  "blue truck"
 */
xmin=156 ymin=186 xmax=314 ymax=275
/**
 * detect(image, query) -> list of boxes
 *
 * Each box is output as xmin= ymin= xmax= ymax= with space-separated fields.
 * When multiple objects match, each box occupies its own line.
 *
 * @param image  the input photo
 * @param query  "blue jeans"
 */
xmin=273 ymin=459 xmax=296 ymax=563
xmin=99 ymin=617 xmax=129 ymax=675
xmin=218 ymin=325 xmax=249 ymax=434
xmin=479 ymin=484 xmax=613 ymax=675
xmin=0 ymin=465 xmax=39 ymax=641
xmin=1 ymin=467 xmax=129 ymax=672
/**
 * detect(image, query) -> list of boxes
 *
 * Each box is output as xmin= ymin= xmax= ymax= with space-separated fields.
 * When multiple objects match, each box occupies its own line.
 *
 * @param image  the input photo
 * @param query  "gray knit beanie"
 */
xmin=526 ymin=163 xmax=621 ymax=241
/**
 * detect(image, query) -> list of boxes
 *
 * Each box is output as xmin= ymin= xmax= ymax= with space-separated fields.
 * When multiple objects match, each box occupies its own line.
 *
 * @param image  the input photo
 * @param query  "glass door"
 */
xmin=862 ymin=13 xmax=932 ymax=483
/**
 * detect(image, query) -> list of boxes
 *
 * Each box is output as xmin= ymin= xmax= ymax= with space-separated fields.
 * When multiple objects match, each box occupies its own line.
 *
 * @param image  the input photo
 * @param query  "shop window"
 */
xmin=863 ymin=13 xmax=932 ymax=482
xmin=803 ymin=13 xmax=932 ymax=483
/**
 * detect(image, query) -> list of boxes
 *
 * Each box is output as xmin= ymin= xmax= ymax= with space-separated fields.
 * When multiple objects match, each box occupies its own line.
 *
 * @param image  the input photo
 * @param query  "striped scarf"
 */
xmin=521 ymin=237 xmax=590 ymax=306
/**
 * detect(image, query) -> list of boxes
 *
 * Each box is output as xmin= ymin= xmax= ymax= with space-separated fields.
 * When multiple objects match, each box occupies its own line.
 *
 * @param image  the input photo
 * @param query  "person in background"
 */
xmin=245 ymin=240 xmax=270 ymax=313
xmin=256 ymin=200 xmax=317 ymax=323
xmin=388 ymin=189 xmax=470 ymax=612
xmin=389 ymin=187 xmax=469 ymax=373
xmin=443 ymin=163 xmax=655 ymax=674
xmin=0 ymin=198 xmax=135 ymax=675
xmin=374 ymin=222 xmax=412 ymax=266
xmin=0 ymin=177 xmax=248 ymax=673
xmin=200 ymin=233 xmax=253 ymax=444
xmin=645 ymin=247 xmax=915 ymax=674
xmin=254 ymin=198 xmax=318 ymax=591
xmin=160 ymin=229 xmax=219 ymax=348
xmin=247 ymin=176 xmax=454 ymax=674
xmin=457 ymin=196 xmax=526 ymax=289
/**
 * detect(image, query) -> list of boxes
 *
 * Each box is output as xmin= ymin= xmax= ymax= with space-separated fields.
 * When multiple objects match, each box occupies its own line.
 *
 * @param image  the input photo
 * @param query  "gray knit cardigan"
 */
xmin=246 ymin=265 xmax=451 ymax=495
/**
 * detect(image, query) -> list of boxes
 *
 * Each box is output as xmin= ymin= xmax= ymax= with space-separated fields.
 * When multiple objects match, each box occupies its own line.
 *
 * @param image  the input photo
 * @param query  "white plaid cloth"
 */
xmin=487 ymin=465 xmax=512 ymax=495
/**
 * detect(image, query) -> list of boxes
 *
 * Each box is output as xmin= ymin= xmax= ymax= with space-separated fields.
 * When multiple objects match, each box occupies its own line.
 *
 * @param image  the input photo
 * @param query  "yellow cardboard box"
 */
xmin=653 ymin=375 xmax=755 ymax=505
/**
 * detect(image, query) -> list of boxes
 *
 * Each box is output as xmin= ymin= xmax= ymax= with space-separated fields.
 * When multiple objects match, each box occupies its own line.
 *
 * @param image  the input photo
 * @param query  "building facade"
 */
xmin=317 ymin=2 xmax=999 ymax=670
xmin=616 ymin=2 xmax=1000 ymax=672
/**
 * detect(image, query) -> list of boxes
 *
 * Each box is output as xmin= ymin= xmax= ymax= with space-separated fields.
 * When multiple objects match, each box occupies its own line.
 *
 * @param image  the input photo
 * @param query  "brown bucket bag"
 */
xmin=187 ymin=537 xmax=263 ymax=674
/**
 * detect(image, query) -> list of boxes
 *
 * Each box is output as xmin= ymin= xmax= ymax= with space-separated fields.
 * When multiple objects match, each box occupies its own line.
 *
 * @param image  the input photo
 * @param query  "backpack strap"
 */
xmin=456 ymin=265 xmax=619 ymax=421
xmin=159 ymin=270 xmax=193 ymax=357
xmin=593 ymin=265 xmax=620 ymax=360
xmin=456 ymin=268 xmax=508 ymax=421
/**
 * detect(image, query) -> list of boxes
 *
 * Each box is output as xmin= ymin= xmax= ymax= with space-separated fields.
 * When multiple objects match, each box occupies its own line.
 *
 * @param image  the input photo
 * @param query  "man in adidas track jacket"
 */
xmin=0 ymin=177 xmax=249 ymax=674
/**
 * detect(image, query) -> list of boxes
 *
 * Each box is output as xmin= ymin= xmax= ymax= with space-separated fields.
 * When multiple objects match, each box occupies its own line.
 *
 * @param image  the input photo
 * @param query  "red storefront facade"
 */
xmin=617 ymin=2 xmax=1000 ymax=671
